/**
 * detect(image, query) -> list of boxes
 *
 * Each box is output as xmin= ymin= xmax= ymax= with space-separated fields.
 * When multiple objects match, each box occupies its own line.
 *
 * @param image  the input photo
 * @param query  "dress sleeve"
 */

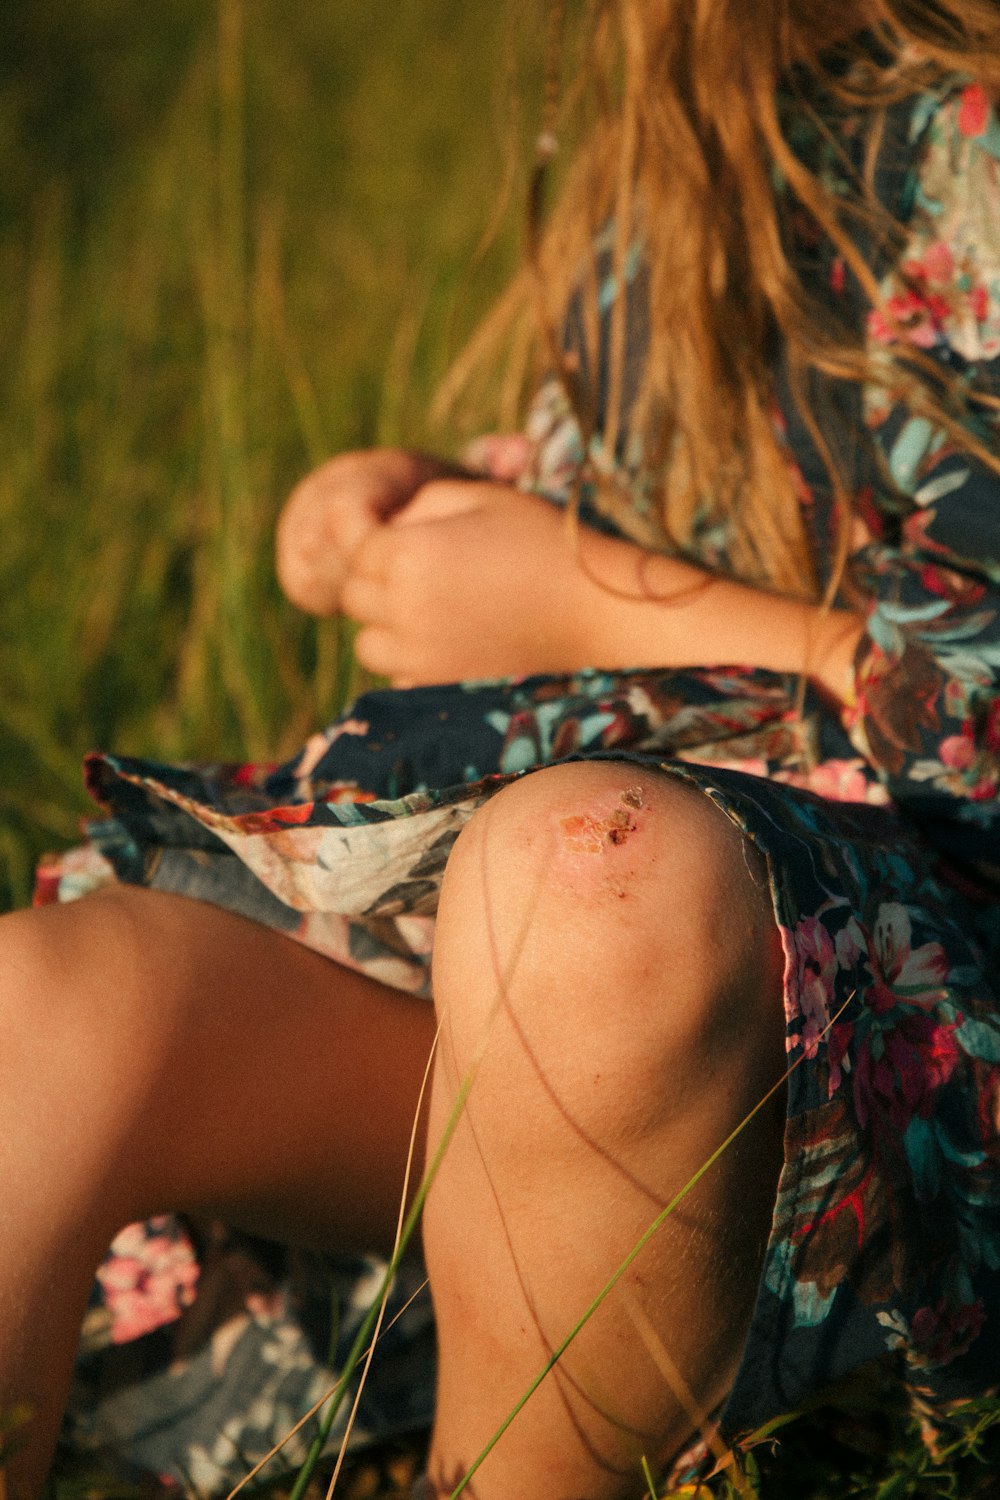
xmin=848 ymin=84 xmax=1000 ymax=865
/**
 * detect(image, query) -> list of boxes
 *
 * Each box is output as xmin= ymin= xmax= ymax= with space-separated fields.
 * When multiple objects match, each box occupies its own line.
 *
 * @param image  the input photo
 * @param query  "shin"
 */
xmin=423 ymin=763 xmax=786 ymax=1500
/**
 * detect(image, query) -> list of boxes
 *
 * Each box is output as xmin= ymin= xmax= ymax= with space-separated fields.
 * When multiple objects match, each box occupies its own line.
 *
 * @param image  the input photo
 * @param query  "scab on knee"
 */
xmin=435 ymin=762 xmax=781 ymax=1063
xmin=439 ymin=765 xmax=664 ymax=942
xmin=432 ymin=763 xmax=785 ymax=1192
xmin=558 ymin=783 xmax=645 ymax=854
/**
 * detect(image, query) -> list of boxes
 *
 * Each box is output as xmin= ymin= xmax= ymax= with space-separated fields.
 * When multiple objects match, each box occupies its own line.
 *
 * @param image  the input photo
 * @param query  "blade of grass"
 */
xmin=321 ymin=1027 xmax=441 ymax=1500
xmin=620 ymin=1288 xmax=753 ymax=1500
xmin=282 ymin=1025 xmax=475 ymax=1500
xmin=222 ymin=1272 xmax=432 ymax=1500
xmin=446 ymin=993 xmax=857 ymax=1499
xmin=283 ymin=815 xmax=546 ymax=1499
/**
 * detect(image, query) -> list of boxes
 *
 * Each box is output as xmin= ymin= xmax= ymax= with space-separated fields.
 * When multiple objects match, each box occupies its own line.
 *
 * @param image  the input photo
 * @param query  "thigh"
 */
xmin=2 ymin=885 xmax=437 ymax=1253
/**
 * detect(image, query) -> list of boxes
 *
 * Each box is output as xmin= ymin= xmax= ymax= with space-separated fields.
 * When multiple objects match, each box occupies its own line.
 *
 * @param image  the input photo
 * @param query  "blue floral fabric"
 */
xmin=42 ymin=77 xmax=1000 ymax=1488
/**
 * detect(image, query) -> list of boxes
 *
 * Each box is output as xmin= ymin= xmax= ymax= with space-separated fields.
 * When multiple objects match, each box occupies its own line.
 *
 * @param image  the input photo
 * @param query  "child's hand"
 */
xmin=298 ymin=468 xmax=868 ymax=697
xmin=339 ymin=480 xmax=598 ymax=684
xmin=459 ymin=432 xmax=534 ymax=483
xmin=275 ymin=449 xmax=467 ymax=616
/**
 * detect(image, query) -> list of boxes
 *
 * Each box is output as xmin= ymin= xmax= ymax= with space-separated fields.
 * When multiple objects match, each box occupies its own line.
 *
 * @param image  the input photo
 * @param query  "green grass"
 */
xmin=0 ymin=0 xmax=538 ymax=907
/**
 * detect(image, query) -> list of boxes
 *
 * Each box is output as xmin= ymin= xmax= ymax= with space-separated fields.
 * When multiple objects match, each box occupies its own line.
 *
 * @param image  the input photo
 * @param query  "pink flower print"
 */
xmin=971 ymin=282 xmax=991 ymax=323
xmin=789 ymin=916 xmax=839 ymax=1058
xmin=97 ymin=1219 xmax=200 ymax=1344
xmin=854 ymin=1010 xmax=960 ymax=1129
xmin=783 ymin=758 xmax=887 ymax=804
xmin=868 ymin=290 xmax=938 ymax=349
xmin=692 ymin=754 xmax=769 ymax=778
xmin=921 ymin=241 xmax=955 ymax=286
xmin=866 ymin=902 xmax=949 ymax=1013
xmin=939 ymin=729 xmax=976 ymax=771
xmin=911 ymin=1296 xmax=986 ymax=1366
xmin=939 ymin=726 xmax=999 ymax=797
xmin=461 ymin=431 xmax=534 ymax=483
xmin=958 ymin=83 xmax=990 ymax=139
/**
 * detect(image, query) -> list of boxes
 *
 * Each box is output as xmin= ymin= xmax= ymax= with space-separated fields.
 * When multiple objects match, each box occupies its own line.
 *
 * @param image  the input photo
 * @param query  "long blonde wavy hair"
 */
xmin=449 ymin=0 xmax=1000 ymax=602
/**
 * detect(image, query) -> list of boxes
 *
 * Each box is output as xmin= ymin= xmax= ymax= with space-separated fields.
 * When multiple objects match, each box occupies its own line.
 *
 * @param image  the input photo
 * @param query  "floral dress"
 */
xmin=40 ymin=78 xmax=1000 ymax=1490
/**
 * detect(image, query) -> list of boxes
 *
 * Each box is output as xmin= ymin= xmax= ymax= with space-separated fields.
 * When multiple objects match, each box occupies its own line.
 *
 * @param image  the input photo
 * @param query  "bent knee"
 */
xmin=434 ymin=762 xmax=783 ymax=1086
xmin=0 ymin=888 xmax=178 ymax=1124
xmin=0 ymin=891 xmax=174 ymax=1225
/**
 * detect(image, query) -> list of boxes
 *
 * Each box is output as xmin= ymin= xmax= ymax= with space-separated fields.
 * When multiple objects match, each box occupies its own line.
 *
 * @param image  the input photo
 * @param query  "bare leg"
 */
xmin=423 ymin=764 xmax=787 ymax=1499
xmin=0 ymin=887 xmax=437 ymax=1496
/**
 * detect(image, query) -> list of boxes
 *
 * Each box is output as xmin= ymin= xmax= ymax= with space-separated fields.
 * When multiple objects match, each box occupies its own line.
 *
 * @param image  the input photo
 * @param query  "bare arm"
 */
xmin=339 ymin=479 xmax=863 ymax=702
xmin=577 ymin=532 xmax=862 ymax=707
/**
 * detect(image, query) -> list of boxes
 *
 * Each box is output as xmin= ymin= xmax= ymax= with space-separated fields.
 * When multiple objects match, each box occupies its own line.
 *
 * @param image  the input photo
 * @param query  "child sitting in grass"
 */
xmin=6 ymin=1 xmax=1000 ymax=1495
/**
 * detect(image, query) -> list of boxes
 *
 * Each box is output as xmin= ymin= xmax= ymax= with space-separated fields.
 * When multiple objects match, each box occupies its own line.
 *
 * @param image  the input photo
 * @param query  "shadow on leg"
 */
xmin=423 ymin=763 xmax=787 ymax=1500
xmin=0 ymin=887 xmax=437 ymax=1497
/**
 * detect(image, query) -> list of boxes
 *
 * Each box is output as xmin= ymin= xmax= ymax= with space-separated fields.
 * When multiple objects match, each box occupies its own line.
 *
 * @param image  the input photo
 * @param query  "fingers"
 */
xmin=275 ymin=465 xmax=359 ymax=615
xmin=353 ymin=626 xmax=424 ymax=687
xmin=339 ymin=522 xmax=413 ymax=635
xmin=341 ymin=483 xmax=480 ymax=593
xmin=336 ymin=476 xmax=528 ymax=686
xmin=388 ymin=477 xmax=498 ymax=528
xmin=338 ymin=571 xmax=385 ymax=626
xmin=340 ymin=508 xmax=456 ymax=686
xmin=275 ymin=449 xmax=445 ymax=616
xmin=460 ymin=432 xmax=533 ymax=483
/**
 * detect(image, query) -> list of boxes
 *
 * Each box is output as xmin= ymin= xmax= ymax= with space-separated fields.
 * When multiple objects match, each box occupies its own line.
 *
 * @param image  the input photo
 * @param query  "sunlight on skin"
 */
xmin=421 ymin=765 xmax=789 ymax=1500
xmin=558 ymin=785 xmax=646 ymax=854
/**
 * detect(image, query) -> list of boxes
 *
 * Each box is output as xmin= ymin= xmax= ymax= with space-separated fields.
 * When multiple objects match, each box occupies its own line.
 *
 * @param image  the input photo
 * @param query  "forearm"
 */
xmin=575 ymin=528 xmax=864 ymax=706
xmin=337 ymin=478 xmax=864 ymax=695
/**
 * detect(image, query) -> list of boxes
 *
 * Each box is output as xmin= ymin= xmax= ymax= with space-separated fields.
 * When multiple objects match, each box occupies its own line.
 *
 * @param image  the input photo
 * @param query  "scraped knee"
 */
xmin=432 ymin=761 xmax=784 ymax=1112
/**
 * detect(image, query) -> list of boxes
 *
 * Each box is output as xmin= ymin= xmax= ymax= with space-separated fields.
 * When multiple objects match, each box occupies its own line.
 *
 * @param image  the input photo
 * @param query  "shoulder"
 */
xmin=871 ymin=81 xmax=1000 ymax=362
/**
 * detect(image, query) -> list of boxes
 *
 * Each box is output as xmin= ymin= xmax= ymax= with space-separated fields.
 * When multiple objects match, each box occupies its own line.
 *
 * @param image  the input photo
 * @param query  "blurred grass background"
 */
xmin=0 ymin=0 xmax=538 ymax=909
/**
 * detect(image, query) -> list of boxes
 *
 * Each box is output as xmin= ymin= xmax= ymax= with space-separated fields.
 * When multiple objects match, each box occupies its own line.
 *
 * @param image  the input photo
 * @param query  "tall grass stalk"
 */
xmin=282 ymin=1013 xmax=487 ymax=1500
xmin=0 ymin=1 xmax=524 ymax=909
xmin=438 ymin=998 xmax=834 ymax=1500
xmin=7 ymin=11 xmax=999 ymax=1499
xmin=254 ymin=988 xmax=848 ymax=1500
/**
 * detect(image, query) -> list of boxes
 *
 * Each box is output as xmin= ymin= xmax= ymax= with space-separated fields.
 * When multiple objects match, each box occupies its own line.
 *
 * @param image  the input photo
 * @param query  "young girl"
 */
xmin=9 ymin=0 xmax=1000 ymax=1495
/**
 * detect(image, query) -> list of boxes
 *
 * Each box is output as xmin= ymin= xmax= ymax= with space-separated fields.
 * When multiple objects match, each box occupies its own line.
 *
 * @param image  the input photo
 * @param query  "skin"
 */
xmin=276 ymin=448 xmax=472 ymax=618
xmin=279 ymin=446 xmax=864 ymax=704
xmin=0 ymin=889 xmax=438 ymax=1495
xmin=0 ymin=760 xmax=785 ymax=1500
xmin=0 ymin=7 xmax=903 ymax=1492
xmin=281 ymin=446 xmax=847 ymax=1497
xmin=423 ymin=762 xmax=786 ymax=1498
xmin=0 ymin=441 xmax=806 ymax=1499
